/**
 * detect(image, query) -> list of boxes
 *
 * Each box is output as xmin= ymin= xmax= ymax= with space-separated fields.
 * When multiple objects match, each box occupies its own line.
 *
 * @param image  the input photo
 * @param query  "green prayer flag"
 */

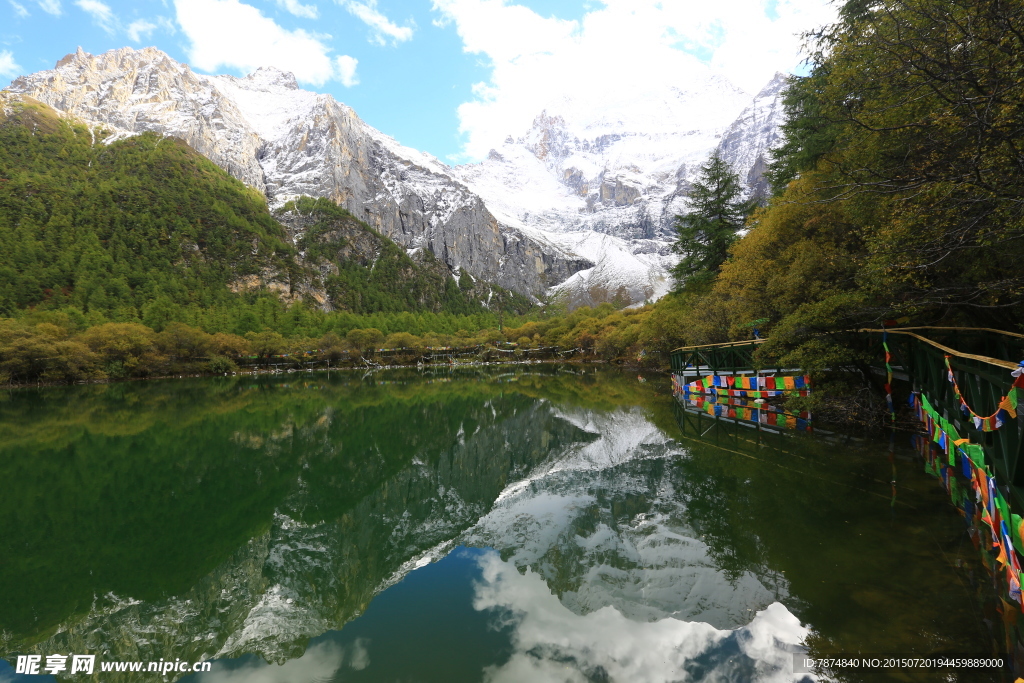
xmin=966 ymin=444 xmax=985 ymax=469
xmin=996 ymin=492 xmax=1011 ymax=530
xmin=946 ymin=422 xmax=961 ymax=444
xmin=921 ymin=394 xmax=938 ymax=420
xmin=1013 ymin=513 xmax=1024 ymax=554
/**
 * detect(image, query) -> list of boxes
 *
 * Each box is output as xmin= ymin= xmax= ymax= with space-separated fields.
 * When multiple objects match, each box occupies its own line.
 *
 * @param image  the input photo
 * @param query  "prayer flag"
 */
xmin=1013 ymin=514 xmax=1024 ymax=554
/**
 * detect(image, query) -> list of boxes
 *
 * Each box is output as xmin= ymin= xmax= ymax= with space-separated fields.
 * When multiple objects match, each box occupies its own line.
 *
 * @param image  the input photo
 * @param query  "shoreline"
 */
xmin=1 ymin=356 xmax=662 ymax=391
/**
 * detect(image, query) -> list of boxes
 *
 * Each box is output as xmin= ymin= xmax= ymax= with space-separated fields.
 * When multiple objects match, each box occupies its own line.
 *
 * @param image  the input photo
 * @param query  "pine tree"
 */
xmin=672 ymin=152 xmax=750 ymax=290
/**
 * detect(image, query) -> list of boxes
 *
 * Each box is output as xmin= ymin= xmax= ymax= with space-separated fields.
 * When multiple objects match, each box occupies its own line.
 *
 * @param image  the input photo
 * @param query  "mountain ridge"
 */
xmin=4 ymin=47 xmax=788 ymax=307
xmin=6 ymin=47 xmax=592 ymax=300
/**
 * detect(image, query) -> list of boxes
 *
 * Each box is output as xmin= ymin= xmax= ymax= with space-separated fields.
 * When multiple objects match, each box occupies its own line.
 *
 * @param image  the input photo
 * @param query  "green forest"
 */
xmin=682 ymin=0 xmax=1024 ymax=371
xmin=1 ymin=0 xmax=1020 ymax=386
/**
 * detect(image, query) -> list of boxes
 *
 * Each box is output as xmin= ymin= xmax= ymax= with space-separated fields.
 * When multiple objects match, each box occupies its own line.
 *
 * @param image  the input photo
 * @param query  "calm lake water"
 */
xmin=0 ymin=366 xmax=1008 ymax=682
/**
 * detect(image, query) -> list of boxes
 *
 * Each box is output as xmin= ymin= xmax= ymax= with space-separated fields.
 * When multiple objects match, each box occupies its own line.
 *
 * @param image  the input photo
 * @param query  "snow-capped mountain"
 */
xmin=451 ymin=74 xmax=790 ymax=307
xmin=6 ymin=47 xmax=590 ymax=299
xmin=4 ymin=47 xmax=787 ymax=307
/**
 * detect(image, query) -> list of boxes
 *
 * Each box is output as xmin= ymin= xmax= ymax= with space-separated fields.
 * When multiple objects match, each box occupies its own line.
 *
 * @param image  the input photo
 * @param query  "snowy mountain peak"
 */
xmin=239 ymin=66 xmax=300 ymax=92
xmin=450 ymin=71 xmax=789 ymax=306
xmin=717 ymin=72 xmax=790 ymax=199
xmin=53 ymin=45 xmax=184 ymax=76
xmin=752 ymin=72 xmax=788 ymax=99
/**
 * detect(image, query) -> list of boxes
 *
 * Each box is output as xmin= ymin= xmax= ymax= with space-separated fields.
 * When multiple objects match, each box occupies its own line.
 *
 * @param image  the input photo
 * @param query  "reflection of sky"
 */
xmin=472 ymin=551 xmax=814 ymax=683
xmin=172 ymin=544 xmax=814 ymax=683
xmin=191 ymin=640 xmax=368 ymax=683
xmin=0 ymin=660 xmax=54 ymax=683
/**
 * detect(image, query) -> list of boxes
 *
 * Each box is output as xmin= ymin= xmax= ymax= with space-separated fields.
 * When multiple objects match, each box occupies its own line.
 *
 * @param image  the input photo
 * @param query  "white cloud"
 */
xmin=174 ymin=0 xmax=358 ymax=86
xmin=472 ymin=552 xmax=810 ymax=683
xmin=9 ymin=1 xmax=29 ymax=17
xmin=35 ymin=0 xmax=60 ymax=15
xmin=0 ymin=49 xmax=21 ymax=78
xmin=340 ymin=0 xmax=413 ymax=46
xmin=74 ymin=0 xmax=116 ymax=33
xmin=126 ymin=18 xmax=157 ymax=42
xmin=154 ymin=15 xmax=177 ymax=35
xmin=274 ymin=0 xmax=318 ymax=19
xmin=334 ymin=54 xmax=358 ymax=86
xmin=433 ymin=0 xmax=836 ymax=159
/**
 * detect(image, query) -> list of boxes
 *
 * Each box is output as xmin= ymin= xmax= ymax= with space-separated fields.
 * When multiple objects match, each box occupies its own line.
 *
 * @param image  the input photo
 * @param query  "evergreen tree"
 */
xmin=671 ymin=152 xmax=750 ymax=290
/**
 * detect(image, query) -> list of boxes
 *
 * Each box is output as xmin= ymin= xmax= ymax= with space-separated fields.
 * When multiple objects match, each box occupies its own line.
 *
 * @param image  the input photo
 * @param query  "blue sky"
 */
xmin=0 ymin=0 xmax=835 ymax=162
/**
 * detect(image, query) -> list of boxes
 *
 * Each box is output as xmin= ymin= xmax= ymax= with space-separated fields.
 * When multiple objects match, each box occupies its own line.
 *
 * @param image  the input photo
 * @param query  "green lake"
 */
xmin=0 ymin=366 xmax=1009 ymax=682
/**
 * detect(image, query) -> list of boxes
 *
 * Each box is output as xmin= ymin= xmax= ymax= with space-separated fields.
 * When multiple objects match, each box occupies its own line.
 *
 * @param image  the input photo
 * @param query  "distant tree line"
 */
xmin=0 ymin=301 xmax=686 ymax=384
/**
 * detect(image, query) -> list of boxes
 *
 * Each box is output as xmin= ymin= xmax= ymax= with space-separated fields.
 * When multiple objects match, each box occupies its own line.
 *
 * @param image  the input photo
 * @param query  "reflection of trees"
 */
xmin=675 ymin=459 xmax=769 ymax=583
xmin=0 ymin=367 xmax=610 ymax=668
xmin=0 ymin=391 xmax=303 ymax=644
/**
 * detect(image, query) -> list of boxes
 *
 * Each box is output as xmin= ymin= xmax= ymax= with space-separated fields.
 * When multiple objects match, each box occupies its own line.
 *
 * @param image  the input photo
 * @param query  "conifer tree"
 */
xmin=672 ymin=152 xmax=750 ymax=290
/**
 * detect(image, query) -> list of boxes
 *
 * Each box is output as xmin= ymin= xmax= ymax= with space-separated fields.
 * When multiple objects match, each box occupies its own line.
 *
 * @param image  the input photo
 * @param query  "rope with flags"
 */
xmin=675 ymin=373 xmax=811 ymax=399
xmin=682 ymin=392 xmax=812 ymax=431
xmin=883 ymin=328 xmax=896 ymax=422
xmin=913 ymin=386 xmax=1024 ymax=607
xmin=943 ymin=355 xmax=1023 ymax=432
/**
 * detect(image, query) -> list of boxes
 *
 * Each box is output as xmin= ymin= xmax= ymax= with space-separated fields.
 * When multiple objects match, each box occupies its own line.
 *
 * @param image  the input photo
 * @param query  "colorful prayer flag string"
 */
xmin=677 ymin=374 xmax=812 ymax=398
xmin=883 ymin=328 xmax=895 ymax=422
xmin=943 ymin=355 xmax=1021 ymax=432
xmin=914 ymin=399 xmax=1024 ymax=610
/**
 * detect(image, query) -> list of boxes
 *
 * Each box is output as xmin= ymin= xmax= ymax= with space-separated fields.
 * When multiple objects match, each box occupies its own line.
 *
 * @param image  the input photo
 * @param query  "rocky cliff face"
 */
xmin=15 ymin=47 xmax=267 ymax=192
xmin=6 ymin=47 xmax=591 ymax=298
xmin=717 ymin=73 xmax=789 ymax=201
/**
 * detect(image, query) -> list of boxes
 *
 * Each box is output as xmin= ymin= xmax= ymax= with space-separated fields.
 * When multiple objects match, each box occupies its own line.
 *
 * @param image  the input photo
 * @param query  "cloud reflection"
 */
xmin=473 ymin=552 xmax=813 ymax=683
xmin=192 ymin=638 xmax=369 ymax=683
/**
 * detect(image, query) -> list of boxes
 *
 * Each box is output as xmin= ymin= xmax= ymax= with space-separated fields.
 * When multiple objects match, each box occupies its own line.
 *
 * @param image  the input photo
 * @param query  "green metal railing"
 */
xmin=862 ymin=328 xmax=1024 ymax=495
xmin=669 ymin=339 xmax=773 ymax=375
xmin=670 ymin=328 xmax=1024 ymax=497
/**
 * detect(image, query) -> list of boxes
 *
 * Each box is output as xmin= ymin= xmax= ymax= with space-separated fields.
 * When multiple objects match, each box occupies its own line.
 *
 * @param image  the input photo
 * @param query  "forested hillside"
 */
xmin=0 ymin=94 xmax=529 ymax=333
xmin=672 ymin=0 xmax=1024 ymax=370
xmin=0 ymin=94 xmax=296 ymax=323
xmin=279 ymin=197 xmax=532 ymax=317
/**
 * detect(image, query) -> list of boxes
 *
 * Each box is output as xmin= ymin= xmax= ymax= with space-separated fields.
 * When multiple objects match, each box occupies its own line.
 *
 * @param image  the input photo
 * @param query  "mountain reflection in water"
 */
xmin=0 ymin=366 xmax=1001 ymax=682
